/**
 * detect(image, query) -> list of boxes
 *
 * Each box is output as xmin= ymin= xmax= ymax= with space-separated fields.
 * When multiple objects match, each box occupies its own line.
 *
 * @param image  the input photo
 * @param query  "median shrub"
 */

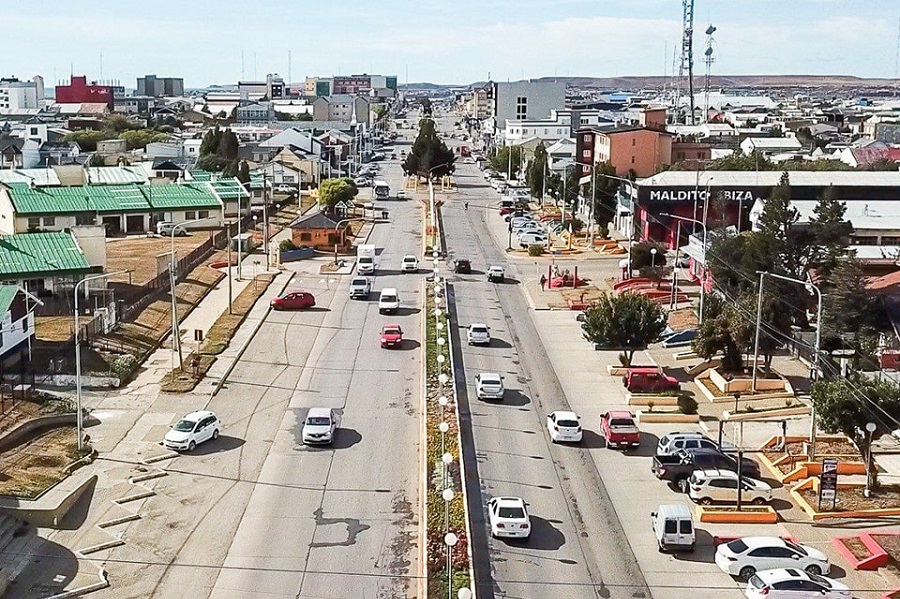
xmin=677 ymin=393 xmax=698 ymax=415
xmin=527 ymin=245 xmax=544 ymax=256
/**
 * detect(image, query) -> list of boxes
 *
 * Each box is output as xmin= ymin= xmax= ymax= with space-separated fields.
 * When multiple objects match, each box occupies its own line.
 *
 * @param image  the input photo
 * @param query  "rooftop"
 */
xmin=638 ymin=170 xmax=900 ymax=188
xmin=0 ymin=231 xmax=92 ymax=278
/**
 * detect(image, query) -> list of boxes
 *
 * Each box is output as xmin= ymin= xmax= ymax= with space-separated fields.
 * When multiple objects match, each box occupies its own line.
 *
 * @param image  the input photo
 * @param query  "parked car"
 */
xmin=662 ymin=329 xmax=698 ymax=348
xmin=487 ymin=265 xmax=505 ymax=282
xmin=274 ymin=184 xmax=296 ymax=193
xmin=302 ymin=407 xmax=336 ymax=445
xmin=397 ymin=190 xmax=407 ymax=200
xmin=487 ymin=496 xmax=531 ymax=539
xmin=622 ymin=367 xmax=680 ymax=393
xmin=467 ymin=323 xmax=491 ymax=345
xmin=454 ymin=258 xmax=472 ymax=274
xmin=164 ymin=410 xmax=220 ymax=451
xmin=349 ymin=277 xmax=371 ymax=300
xmin=745 ymin=569 xmax=850 ymax=599
xmin=475 ymin=372 xmax=504 ymax=400
xmin=271 ymin=290 xmax=316 ymax=310
xmin=600 ymin=411 xmax=641 ymax=449
xmin=518 ymin=233 xmax=548 ymax=248
xmin=514 ymin=222 xmax=543 ymax=236
xmin=156 ymin=221 xmax=187 ymax=237
xmin=651 ymin=504 xmax=695 ymax=553
xmin=353 ymin=177 xmax=372 ymax=187
xmin=656 ymin=432 xmax=720 ymax=456
xmin=652 ymin=448 xmax=762 ymax=489
xmin=546 ymin=411 xmax=582 ymax=443
xmin=688 ymin=469 xmax=773 ymax=505
xmin=716 ymin=537 xmax=831 ymax=581
xmin=378 ymin=288 xmax=400 ymax=314
xmin=380 ymin=324 xmax=404 ymax=349
xmin=401 ymin=255 xmax=419 ymax=273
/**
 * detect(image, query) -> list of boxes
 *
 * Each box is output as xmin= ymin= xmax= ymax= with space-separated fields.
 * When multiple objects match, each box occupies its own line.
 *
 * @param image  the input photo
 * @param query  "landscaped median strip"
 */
xmin=422 ymin=273 xmax=474 ymax=598
xmin=159 ymin=273 xmax=276 ymax=392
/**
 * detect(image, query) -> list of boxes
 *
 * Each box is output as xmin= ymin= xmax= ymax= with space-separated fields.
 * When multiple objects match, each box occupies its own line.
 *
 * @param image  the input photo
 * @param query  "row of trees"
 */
xmin=668 ymin=150 xmax=899 ymax=173
xmin=66 ymin=114 xmax=171 ymax=151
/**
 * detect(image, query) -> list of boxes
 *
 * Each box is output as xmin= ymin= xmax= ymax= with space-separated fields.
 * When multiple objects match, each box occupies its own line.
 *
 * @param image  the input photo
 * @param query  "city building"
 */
xmin=236 ymin=101 xmax=275 ymax=124
xmin=576 ymin=117 xmax=674 ymax=179
xmin=137 ymin=75 xmax=185 ymax=98
xmin=466 ymin=84 xmax=493 ymax=119
xmin=332 ymin=75 xmax=398 ymax=95
xmin=55 ymin=76 xmax=115 ymax=108
xmin=306 ymin=77 xmax=333 ymax=97
xmin=492 ymin=80 xmax=566 ymax=131
xmin=0 ymin=285 xmax=38 ymax=360
xmin=740 ymin=136 xmax=803 ymax=156
xmin=0 ymin=230 xmax=100 ymax=295
xmin=0 ymin=77 xmax=44 ymax=112
xmin=312 ymin=95 xmax=370 ymax=123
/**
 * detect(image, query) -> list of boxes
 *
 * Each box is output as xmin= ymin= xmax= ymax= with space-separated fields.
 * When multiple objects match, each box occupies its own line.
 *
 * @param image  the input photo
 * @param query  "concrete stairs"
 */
xmin=0 ymin=511 xmax=39 ymax=591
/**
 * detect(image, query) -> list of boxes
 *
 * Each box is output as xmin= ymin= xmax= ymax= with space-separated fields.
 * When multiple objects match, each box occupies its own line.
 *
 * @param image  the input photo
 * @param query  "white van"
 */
xmin=378 ymin=288 xmax=400 ymax=314
xmin=651 ymin=504 xmax=695 ymax=553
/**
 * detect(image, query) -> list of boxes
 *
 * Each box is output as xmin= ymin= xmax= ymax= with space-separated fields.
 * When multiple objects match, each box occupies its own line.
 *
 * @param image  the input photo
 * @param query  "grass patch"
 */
xmin=160 ymin=274 xmax=275 ymax=393
xmin=424 ymin=284 xmax=470 ymax=597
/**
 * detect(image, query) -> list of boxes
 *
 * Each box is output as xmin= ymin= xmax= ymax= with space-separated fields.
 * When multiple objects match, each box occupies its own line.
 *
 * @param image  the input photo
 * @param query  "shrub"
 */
xmin=527 ymin=244 xmax=544 ymax=256
xmin=677 ymin=393 xmax=698 ymax=415
xmin=111 ymin=354 xmax=138 ymax=384
xmin=570 ymin=217 xmax=585 ymax=233
xmin=647 ymin=400 xmax=655 ymax=412
xmin=617 ymin=352 xmax=632 ymax=367
xmin=279 ymin=239 xmax=297 ymax=252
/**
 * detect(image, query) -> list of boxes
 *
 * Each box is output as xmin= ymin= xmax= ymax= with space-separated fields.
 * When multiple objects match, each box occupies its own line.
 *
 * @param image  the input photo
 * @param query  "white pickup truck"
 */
xmin=357 ymin=244 xmax=377 ymax=275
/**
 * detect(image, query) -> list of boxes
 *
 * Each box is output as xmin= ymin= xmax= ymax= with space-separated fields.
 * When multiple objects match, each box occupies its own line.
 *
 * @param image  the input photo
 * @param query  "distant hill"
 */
xmin=412 ymin=75 xmax=900 ymax=92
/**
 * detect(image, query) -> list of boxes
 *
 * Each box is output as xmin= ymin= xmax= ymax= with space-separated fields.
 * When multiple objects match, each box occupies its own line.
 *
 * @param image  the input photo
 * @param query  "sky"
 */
xmin=4 ymin=0 xmax=900 ymax=88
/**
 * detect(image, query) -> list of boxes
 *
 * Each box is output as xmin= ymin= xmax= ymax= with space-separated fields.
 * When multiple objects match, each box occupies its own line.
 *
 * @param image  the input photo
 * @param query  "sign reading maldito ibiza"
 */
xmin=647 ymin=189 xmax=756 ymax=202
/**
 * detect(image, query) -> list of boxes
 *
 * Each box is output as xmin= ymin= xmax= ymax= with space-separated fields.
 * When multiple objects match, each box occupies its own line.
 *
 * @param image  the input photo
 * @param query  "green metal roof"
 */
xmin=189 ymin=170 xmax=213 ymax=182
xmin=8 ymin=184 xmax=151 ymax=214
xmin=205 ymin=179 xmax=250 ymax=200
xmin=145 ymin=185 xmax=222 ymax=209
xmin=0 ymin=285 xmax=18 ymax=314
xmin=0 ymin=232 xmax=92 ymax=278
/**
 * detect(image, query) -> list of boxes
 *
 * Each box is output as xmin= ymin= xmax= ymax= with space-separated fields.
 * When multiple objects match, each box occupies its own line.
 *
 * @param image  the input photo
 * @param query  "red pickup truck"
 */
xmin=600 ymin=411 xmax=641 ymax=450
xmin=622 ymin=367 xmax=680 ymax=394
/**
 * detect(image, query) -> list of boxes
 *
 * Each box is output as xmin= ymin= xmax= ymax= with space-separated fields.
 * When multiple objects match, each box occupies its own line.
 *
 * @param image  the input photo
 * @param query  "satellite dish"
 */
xmin=705 ymin=25 xmax=717 ymax=35
xmin=705 ymin=47 xmax=714 ymax=57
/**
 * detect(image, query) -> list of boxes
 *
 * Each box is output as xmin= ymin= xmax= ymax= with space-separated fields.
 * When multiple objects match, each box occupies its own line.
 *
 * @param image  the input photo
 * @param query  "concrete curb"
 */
xmin=209 ymin=271 xmax=295 ymax=399
xmin=44 ymin=565 xmax=109 ymax=599
xmin=417 ymin=277 xmax=427 ymax=599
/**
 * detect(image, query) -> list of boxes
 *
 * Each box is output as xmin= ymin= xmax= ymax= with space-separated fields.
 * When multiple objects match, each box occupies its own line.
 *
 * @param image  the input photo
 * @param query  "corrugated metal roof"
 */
xmin=0 ymin=285 xmax=18 ymax=314
xmin=205 ymin=179 xmax=250 ymax=200
xmin=0 ymin=169 xmax=62 ymax=186
xmin=86 ymin=166 xmax=150 ymax=185
xmin=146 ymin=184 xmax=222 ymax=209
xmin=8 ymin=184 xmax=151 ymax=214
xmin=189 ymin=170 xmax=213 ymax=182
xmin=0 ymin=232 xmax=91 ymax=277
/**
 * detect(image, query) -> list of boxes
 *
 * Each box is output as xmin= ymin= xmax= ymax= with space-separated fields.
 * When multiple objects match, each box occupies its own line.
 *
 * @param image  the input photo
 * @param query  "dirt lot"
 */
xmin=35 ymin=316 xmax=75 ymax=342
xmin=799 ymin=484 xmax=900 ymax=512
xmin=0 ymin=427 xmax=82 ymax=498
xmin=105 ymin=233 xmax=215 ymax=288
xmin=0 ymin=397 xmax=72 ymax=436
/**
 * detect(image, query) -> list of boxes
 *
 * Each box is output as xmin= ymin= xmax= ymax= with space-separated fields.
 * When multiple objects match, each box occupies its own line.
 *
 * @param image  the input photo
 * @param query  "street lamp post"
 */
xmin=170 ymin=217 xmax=207 ymax=372
xmin=661 ymin=213 xmax=708 ymax=324
xmin=865 ymin=422 xmax=877 ymax=498
xmin=74 ymin=270 xmax=128 ymax=451
xmin=650 ymin=247 xmax=658 ymax=269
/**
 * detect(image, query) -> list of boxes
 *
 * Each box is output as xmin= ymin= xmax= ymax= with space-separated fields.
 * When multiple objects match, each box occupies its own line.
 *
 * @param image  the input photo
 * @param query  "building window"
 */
xmin=632 ymin=139 xmax=636 ymax=146
xmin=283 ymin=175 xmax=295 ymax=183
xmin=631 ymin=156 xmax=635 ymax=164
xmin=300 ymin=232 xmax=312 ymax=242
xmin=27 ymin=217 xmax=40 ymax=229
xmin=882 ymin=236 xmax=900 ymax=245
xmin=583 ymin=134 xmax=591 ymax=142
xmin=43 ymin=217 xmax=55 ymax=227
xmin=76 ymin=214 xmax=95 ymax=225
xmin=515 ymin=96 xmax=527 ymax=120
xmin=30 ymin=127 xmax=38 ymax=135
xmin=198 ymin=210 xmax=210 ymax=219
xmin=582 ymin=150 xmax=590 ymax=158
xmin=185 ymin=211 xmax=196 ymax=220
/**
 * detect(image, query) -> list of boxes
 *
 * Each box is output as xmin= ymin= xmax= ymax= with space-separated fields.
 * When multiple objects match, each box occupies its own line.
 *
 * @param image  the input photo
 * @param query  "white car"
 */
xmin=486 ymin=265 xmax=504 ymax=283
xmin=518 ymin=233 xmax=548 ymax=248
xmin=164 ymin=410 xmax=220 ymax=451
xmin=475 ymin=372 xmax=504 ymax=400
xmin=401 ymin=255 xmax=419 ymax=273
xmin=302 ymin=407 xmax=336 ymax=445
xmin=688 ymin=469 xmax=773 ymax=505
xmin=397 ymin=190 xmax=407 ymax=200
xmin=487 ymin=496 xmax=531 ymax=539
xmin=717 ymin=537 xmax=831 ymax=581
xmin=657 ymin=432 xmax=720 ymax=456
xmin=156 ymin=221 xmax=187 ymax=237
xmin=546 ymin=411 xmax=583 ymax=443
xmin=274 ymin=184 xmax=295 ymax=193
xmin=514 ymin=222 xmax=543 ymax=236
xmin=745 ymin=568 xmax=849 ymax=599
xmin=467 ymin=323 xmax=491 ymax=345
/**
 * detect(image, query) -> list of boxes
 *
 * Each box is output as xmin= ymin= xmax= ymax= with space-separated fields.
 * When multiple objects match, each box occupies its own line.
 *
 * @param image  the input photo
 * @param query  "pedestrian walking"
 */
xmin=539 ymin=274 xmax=547 ymax=291
xmin=464 ymin=202 xmax=469 ymax=210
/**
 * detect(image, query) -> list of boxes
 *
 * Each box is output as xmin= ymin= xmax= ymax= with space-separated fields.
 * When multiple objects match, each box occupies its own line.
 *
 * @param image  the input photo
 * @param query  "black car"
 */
xmin=455 ymin=259 xmax=472 ymax=274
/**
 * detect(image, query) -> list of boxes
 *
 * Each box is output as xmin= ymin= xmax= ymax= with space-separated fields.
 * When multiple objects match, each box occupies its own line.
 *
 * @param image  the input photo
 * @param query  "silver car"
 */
xmin=475 ymin=373 xmax=504 ymax=400
xmin=302 ymin=407 xmax=336 ymax=445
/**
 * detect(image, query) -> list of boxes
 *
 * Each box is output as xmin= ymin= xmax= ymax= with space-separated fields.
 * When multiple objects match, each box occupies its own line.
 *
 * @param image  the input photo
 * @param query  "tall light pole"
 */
xmin=74 ymin=270 xmax=127 ymax=451
xmin=661 ymin=212 xmax=708 ymax=324
xmin=752 ymin=271 xmax=823 ymax=457
xmin=170 ymin=217 xmax=208 ymax=372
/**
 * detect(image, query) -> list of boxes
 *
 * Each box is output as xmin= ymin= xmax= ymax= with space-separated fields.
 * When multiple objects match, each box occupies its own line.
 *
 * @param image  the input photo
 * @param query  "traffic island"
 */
xmin=421 ymin=279 xmax=472 ymax=598
xmin=693 ymin=367 xmax=794 ymax=403
xmin=757 ymin=435 xmax=865 ymax=484
xmin=695 ymin=505 xmax=778 ymax=524
xmin=790 ymin=477 xmax=900 ymax=520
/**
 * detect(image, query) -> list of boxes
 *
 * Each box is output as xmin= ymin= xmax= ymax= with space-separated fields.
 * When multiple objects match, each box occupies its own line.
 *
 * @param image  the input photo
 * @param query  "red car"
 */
xmin=380 ymin=324 xmax=403 ymax=348
xmin=270 ymin=290 xmax=316 ymax=310
xmin=499 ymin=206 xmax=517 ymax=216
xmin=600 ymin=410 xmax=641 ymax=450
xmin=622 ymin=367 xmax=680 ymax=393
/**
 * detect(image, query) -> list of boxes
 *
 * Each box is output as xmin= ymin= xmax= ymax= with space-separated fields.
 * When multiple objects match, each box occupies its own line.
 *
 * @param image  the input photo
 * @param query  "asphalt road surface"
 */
xmin=101 ymin=147 xmax=423 ymax=599
xmin=442 ymin=151 xmax=651 ymax=598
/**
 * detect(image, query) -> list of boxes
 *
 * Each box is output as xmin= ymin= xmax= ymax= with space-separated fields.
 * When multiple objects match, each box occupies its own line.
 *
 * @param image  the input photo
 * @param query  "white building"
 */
xmin=0 ymin=77 xmax=43 ymax=112
xmin=740 ymin=136 xmax=803 ymax=156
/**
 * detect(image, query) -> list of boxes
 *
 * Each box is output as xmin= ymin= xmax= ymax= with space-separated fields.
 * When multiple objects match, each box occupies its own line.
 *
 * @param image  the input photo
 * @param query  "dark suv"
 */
xmin=455 ymin=258 xmax=472 ymax=274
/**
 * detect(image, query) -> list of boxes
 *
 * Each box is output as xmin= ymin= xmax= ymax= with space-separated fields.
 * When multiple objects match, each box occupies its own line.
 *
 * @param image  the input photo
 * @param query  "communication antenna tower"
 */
xmin=703 ymin=24 xmax=716 ymax=123
xmin=673 ymin=0 xmax=696 ymax=125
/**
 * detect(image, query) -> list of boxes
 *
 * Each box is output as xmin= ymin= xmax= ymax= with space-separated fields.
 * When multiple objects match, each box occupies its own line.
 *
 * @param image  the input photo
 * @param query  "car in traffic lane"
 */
xmin=380 ymin=324 xmax=404 ymax=348
xmin=302 ymin=407 xmax=337 ymax=445
xmin=271 ymin=290 xmax=316 ymax=310
xmin=487 ymin=497 xmax=531 ymax=539
xmin=547 ymin=411 xmax=583 ymax=443
xmin=475 ymin=373 xmax=504 ymax=400
xmin=164 ymin=411 xmax=220 ymax=451
xmin=466 ymin=323 xmax=490 ymax=346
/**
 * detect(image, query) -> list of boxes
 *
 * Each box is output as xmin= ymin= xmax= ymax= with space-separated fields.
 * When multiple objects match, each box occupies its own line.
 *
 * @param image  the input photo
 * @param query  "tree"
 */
xmin=402 ymin=118 xmax=455 ymax=179
xmin=222 ymin=159 xmax=239 ymax=178
xmin=118 ymin=129 xmax=169 ymax=150
xmin=590 ymin=161 xmax=620 ymax=224
xmin=89 ymin=153 xmax=106 ymax=167
xmin=217 ymin=129 xmax=239 ymax=160
xmin=420 ymin=97 xmax=433 ymax=115
xmin=237 ymin=160 xmax=251 ymax=185
xmin=630 ymin=242 xmax=668 ymax=270
xmin=820 ymin=256 xmax=881 ymax=346
xmin=318 ymin=177 xmax=358 ymax=210
xmin=808 ymin=186 xmax=852 ymax=282
xmin=200 ymin=126 xmax=221 ymax=156
xmin=550 ymin=168 xmax=580 ymax=210
xmin=65 ymin=130 xmax=113 ymax=152
xmin=489 ymin=146 xmax=523 ymax=179
xmin=525 ymin=142 xmax=547 ymax=199
xmin=580 ymin=292 xmax=666 ymax=366
xmin=812 ymin=376 xmax=900 ymax=490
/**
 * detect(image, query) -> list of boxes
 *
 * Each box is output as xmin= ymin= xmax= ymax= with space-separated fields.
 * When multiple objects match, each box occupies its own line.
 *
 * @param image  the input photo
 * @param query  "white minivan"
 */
xmin=651 ymin=504 xmax=695 ymax=553
xmin=378 ymin=288 xmax=400 ymax=314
